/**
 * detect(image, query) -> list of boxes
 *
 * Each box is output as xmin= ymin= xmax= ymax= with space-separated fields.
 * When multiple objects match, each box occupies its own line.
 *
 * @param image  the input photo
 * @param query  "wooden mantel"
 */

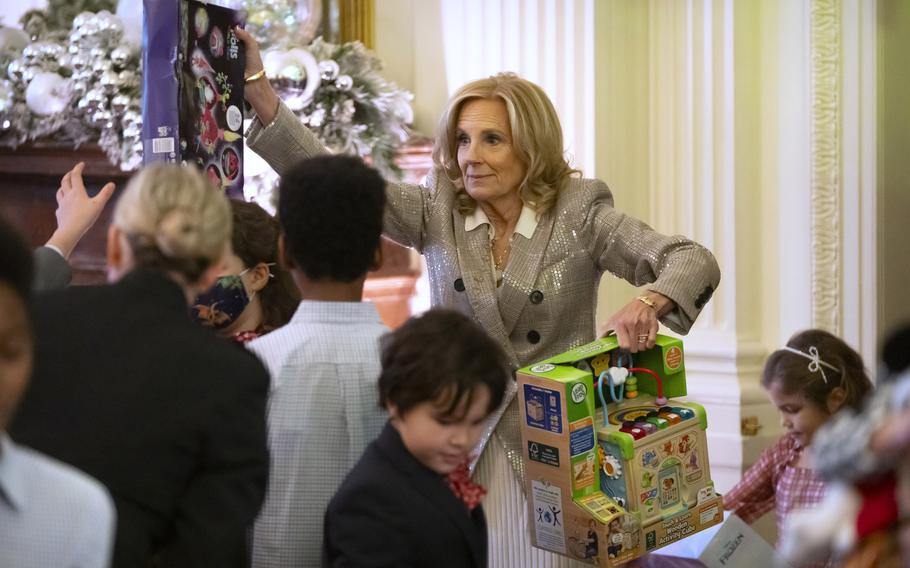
xmin=0 ymin=136 xmax=434 ymax=328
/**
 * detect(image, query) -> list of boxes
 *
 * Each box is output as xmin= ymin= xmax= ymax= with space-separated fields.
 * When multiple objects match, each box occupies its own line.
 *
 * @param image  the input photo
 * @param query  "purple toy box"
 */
xmin=142 ymin=0 xmax=246 ymax=198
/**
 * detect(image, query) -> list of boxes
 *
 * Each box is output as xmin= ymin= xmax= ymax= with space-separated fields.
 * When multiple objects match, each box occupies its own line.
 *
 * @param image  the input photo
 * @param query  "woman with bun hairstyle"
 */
xmin=10 ymin=163 xmax=271 ymax=568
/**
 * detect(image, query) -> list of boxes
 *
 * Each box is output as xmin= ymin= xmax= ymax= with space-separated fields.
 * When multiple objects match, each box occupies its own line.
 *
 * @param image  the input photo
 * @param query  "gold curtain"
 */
xmin=322 ymin=0 xmax=374 ymax=48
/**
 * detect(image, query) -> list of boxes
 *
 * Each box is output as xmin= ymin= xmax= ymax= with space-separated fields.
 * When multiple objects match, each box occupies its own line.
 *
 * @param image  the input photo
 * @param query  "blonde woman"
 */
xmin=10 ymin=163 xmax=270 ymax=568
xmin=238 ymin=28 xmax=720 ymax=568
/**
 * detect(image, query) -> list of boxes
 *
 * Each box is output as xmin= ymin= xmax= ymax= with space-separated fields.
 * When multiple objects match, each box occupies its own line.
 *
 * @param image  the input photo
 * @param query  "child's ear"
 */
xmin=247 ymin=262 xmax=271 ymax=293
xmin=826 ymin=386 xmax=847 ymax=414
xmin=385 ymin=402 xmax=402 ymax=426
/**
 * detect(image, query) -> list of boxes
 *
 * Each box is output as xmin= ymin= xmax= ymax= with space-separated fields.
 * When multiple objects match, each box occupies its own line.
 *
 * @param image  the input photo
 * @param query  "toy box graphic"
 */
xmin=142 ymin=0 xmax=246 ymax=198
xmin=518 ymin=335 xmax=723 ymax=566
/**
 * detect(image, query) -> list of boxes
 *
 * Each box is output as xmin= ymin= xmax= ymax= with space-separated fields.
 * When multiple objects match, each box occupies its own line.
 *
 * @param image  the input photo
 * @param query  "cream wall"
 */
xmin=879 ymin=0 xmax=910 ymax=340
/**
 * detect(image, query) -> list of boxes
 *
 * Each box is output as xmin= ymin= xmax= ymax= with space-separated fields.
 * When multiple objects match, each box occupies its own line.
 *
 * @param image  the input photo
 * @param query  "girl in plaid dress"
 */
xmin=723 ymin=329 xmax=873 ymax=566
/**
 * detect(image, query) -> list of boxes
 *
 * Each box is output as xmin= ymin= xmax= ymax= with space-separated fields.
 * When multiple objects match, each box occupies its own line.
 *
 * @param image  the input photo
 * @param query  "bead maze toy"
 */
xmin=518 ymin=334 xmax=722 ymax=565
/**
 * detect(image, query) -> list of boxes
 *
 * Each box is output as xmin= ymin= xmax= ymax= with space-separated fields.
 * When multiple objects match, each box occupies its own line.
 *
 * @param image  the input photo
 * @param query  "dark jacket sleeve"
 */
xmin=158 ymin=352 xmax=271 ymax=567
xmin=33 ymin=246 xmax=72 ymax=292
xmin=323 ymin=469 xmax=413 ymax=567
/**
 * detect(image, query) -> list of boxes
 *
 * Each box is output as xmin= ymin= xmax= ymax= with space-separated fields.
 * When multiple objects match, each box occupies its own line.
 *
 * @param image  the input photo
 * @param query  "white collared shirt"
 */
xmin=246 ymin=301 xmax=388 ymax=568
xmin=0 ymin=434 xmax=115 ymax=568
xmin=464 ymin=204 xmax=539 ymax=284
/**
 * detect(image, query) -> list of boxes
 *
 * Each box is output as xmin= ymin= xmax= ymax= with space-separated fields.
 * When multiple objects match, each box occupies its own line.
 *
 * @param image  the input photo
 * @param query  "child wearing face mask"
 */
xmin=323 ymin=309 xmax=511 ymax=568
xmin=191 ymin=199 xmax=299 ymax=343
xmin=723 ymin=329 xmax=873 ymax=567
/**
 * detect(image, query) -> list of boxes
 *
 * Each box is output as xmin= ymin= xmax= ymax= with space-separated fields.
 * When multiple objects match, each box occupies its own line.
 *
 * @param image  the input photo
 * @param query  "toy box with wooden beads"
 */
xmin=518 ymin=334 xmax=723 ymax=566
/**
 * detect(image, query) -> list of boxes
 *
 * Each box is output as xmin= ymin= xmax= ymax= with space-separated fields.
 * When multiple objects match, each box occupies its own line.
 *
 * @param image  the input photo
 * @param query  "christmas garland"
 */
xmin=0 ymin=5 xmax=413 ymax=182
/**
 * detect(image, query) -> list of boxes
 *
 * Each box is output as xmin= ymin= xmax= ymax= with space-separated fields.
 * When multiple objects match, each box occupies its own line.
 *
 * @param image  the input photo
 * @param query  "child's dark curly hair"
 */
xmin=277 ymin=155 xmax=386 ymax=282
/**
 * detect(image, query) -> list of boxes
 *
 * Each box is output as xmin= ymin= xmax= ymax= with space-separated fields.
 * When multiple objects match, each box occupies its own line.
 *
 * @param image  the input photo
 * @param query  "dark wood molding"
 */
xmin=0 ymin=136 xmax=434 ymax=327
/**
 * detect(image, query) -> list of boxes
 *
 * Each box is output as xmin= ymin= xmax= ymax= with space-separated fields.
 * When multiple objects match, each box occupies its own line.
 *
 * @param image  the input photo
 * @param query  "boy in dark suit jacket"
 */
xmin=323 ymin=309 xmax=511 ymax=568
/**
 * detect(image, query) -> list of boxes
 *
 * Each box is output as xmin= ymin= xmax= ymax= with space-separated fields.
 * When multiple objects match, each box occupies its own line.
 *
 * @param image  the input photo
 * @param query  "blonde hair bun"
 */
xmin=113 ymin=163 xmax=232 ymax=282
xmin=154 ymin=207 xmax=203 ymax=259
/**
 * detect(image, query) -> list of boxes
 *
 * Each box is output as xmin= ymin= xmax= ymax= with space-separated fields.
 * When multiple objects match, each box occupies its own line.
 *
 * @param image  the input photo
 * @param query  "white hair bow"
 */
xmin=781 ymin=345 xmax=840 ymax=384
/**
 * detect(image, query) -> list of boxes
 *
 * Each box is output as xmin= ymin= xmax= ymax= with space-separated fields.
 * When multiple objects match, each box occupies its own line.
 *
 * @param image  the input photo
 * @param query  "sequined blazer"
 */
xmin=247 ymin=101 xmax=720 ymax=372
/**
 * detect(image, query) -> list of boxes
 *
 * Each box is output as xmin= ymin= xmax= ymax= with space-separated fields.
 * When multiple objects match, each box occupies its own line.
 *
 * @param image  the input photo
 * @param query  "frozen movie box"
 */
xmin=142 ymin=0 xmax=246 ymax=198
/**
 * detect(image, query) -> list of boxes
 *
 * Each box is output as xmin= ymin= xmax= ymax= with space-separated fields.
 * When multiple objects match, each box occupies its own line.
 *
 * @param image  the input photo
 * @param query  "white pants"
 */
xmin=475 ymin=435 xmax=590 ymax=568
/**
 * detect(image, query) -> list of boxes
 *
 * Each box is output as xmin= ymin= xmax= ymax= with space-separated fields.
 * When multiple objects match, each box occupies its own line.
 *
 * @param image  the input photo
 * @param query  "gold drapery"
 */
xmin=322 ymin=0 xmax=374 ymax=48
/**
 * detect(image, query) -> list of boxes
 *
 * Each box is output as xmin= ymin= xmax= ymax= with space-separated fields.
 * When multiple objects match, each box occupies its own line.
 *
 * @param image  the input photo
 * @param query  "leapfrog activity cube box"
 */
xmin=518 ymin=335 xmax=723 ymax=565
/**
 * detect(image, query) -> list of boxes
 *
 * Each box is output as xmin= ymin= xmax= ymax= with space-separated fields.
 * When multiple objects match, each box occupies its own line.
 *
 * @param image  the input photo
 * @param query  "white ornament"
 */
xmin=25 ymin=72 xmax=70 ymax=116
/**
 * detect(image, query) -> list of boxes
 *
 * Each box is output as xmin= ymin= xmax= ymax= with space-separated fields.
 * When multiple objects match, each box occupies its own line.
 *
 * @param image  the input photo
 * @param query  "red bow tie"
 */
xmin=445 ymin=459 xmax=487 ymax=511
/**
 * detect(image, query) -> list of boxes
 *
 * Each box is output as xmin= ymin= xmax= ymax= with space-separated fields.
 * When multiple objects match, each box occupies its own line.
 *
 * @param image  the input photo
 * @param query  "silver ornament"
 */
xmin=58 ymin=53 xmax=72 ymax=70
xmin=85 ymin=88 xmax=106 ymax=110
xmin=0 ymin=119 xmax=10 ymax=132
xmin=118 ymin=70 xmax=139 ymax=89
xmin=68 ymin=43 xmax=81 ymax=56
xmin=73 ymin=12 xmax=92 ymax=29
xmin=335 ymin=74 xmax=353 ymax=91
xmin=104 ymin=22 xmax=124 ymax=46
xmin=70 ymin=54 xmax=90 ymax=71
xmin=75 ymin=95 xmax=93 ymax=115
xmin=90 ymin=109 xmax=114 ymax=129
xmin=319 ymin=59 xmax=339 ymax=82
xmin=110 ymin=46 xmax=130 ymax=68
xmin=21 ymin=66 xmax=38 ymax=84
xmin=110 ymin=94 xmax=130 ymax=114
xmin=37 ymin=42 xmax=64 ymax=61
xmin=70 ymin=80 xmax=88 ymax=98
xmin=21 ymin=44 xmax=39 ymax=64
xmin=121 ymin=110 xmax=141 ymax=129
xmin=71 ymin=69 xmax=92 ymax=83
xmin=99 ymin=70 xmax=119 ymax=95
xmin=90 ymin=47 xmax=106 ymax=61
xmin=122 ymin=122 xmax=141 ymax=140
xmin=6 ymin=59 xmax=25 ymax=83
xmin=92 ymin=59 xmax=112 ymax=76
xmin=78 ymin=19 xmax=101 ymax=42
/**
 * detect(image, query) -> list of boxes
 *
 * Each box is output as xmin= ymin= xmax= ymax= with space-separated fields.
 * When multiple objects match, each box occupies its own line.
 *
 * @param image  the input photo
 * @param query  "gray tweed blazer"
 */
xmin=247 ymin=101 xmax=720 ymax=370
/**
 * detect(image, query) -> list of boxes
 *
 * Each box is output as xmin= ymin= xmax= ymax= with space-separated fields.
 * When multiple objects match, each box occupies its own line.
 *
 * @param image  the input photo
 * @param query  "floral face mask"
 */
xmin=191 ymin=268 xmax=251 ymax=329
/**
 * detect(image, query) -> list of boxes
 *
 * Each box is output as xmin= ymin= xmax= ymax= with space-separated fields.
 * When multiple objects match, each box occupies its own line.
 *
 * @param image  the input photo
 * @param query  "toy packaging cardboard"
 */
xmin=698 ymin=514 xmax=790 ymax=568
xmin=142 ymin=0 xmax=246 ymax=198
xmin=518 ymin=335 xmax=724 ymax=566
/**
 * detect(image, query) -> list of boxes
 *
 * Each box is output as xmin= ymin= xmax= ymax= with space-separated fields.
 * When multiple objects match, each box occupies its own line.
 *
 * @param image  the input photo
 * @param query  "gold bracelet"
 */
xmin=636 ymin=295 xmax=657 ymax=310
xmin=245 ymin=69 xmax=267 ymax=83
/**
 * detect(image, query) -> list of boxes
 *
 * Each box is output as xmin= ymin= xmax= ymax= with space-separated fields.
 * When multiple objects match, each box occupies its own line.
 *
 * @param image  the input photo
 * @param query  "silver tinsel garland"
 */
xmin=0 ymin=11 xmax=143 ymax=169
xmin=0 ymin=7 xmax=414 ymax=185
